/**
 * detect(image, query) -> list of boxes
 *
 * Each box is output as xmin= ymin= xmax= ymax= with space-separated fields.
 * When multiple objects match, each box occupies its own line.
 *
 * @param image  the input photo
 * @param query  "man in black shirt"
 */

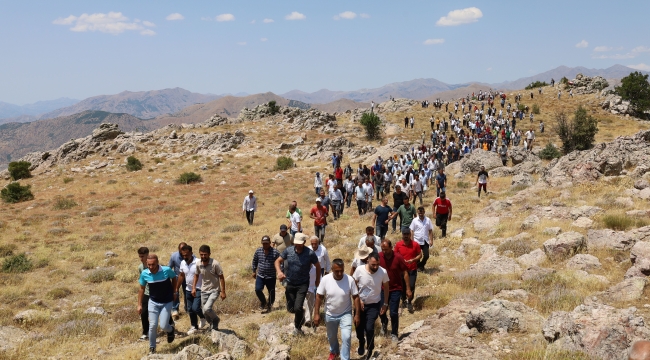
xmin=373 ymin=197 xmax=394 ymax=240
xmin=391 ymin=185 xmax=408 ymax=234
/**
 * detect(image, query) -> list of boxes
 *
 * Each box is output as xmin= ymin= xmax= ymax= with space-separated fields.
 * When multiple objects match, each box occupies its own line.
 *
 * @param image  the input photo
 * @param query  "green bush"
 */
xmin=125 ymin=156 xmax=143 ymax=172
xmin=525 ymin=81 xmax=548 ymax=90
xmin=554 ymin=106 xmax=599 ymax=154
xmin=1 ymin=182 xmax=34 ymax=204
xmin=517 ymin=104 xmax=526 ymax=111
xmin=532 ymin=104 xmax=540 ymax=114
xmin=47 ymin=287 xmax=72 ymax=299
xmin=274 ymin=156 xmax=294 ymax=171
xmin=62 ymin=177 xmax=74 ymax=184
xmin=177 ymin=172 xmax=202 ymax=184
xmin=539 ymin=142 xmax=562 ymax=160
xmin=8 ymin=161 xmax=31 ymax=180
xmin=53 ymin=195 xmax=78 ymax=210
xmin=360 ymin=112 xmax=382 ymax=140
xmin=2 ymin=253 xmax=33 ymax=273
xmin=268 ymin=100 xmax=280 ymax=115
xmin=560 ymin=76 xmax=569 ymax=85
xmin=602 ymin=214 xmax=648 ymax=231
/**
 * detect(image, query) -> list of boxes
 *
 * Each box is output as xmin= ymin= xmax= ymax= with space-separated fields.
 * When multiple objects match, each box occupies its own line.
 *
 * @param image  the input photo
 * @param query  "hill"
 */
xmin=0 ymin=110 xmax=150 ymax=167
xmin=0 ymin=97 xmax=78 ymax=121
xmin=39 ymin=88 xmax=220 ymax=120
xmin=425 ymin=83 xmax=495 ymax=102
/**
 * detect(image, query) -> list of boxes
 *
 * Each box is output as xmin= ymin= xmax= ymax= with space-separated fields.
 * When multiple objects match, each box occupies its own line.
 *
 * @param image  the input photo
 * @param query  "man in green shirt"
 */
xmin=285 ymin=200 xmax=303 ymax=219
xmin=388 ymin=197 xmax=417 ymax=233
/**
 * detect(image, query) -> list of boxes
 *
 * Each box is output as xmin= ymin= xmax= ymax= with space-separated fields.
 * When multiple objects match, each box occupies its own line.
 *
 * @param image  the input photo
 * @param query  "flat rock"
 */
xmin=587 ymin=229 xmax=635 ymax=251
xmin=466 ymin=299 xmax=543 ymax=333
xmin=211 ymin=330 xmax=250 ymax=359
xmin=565 ymin=254 xmax=602 ymax=272
xmin=450 ymin=228 xmax=465 ymax=238
xmin=543 ymin=227 xmax=562 ymax=236
xmin=597 ymin=277 xmax=648 ymax=303
xmin=571 ymin=217 xmax=593 ymax=228
xmin=516 ymin=249 xmax=547 ymax=267
xmin=543 ymin=232 xmax=586 ymax=262
xmin=495 ymin=289 xmax=529 ymax=302
xmin=473 ymin=216 xmax=500 ymax=234
xmin=521 ymin=266 xmax=556 ymax=281
xmin=469 ymin=254 xmax=521 ymax=275
xmin=0 ymin=326 xmax=28 ymax=351
xmin=520 ymin=214 xmax=540 ymax=230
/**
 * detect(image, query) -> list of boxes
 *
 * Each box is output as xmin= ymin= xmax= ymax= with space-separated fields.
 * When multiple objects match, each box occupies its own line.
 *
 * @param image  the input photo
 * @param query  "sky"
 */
xmin=1 ymin=0 xmax=650 ymax=105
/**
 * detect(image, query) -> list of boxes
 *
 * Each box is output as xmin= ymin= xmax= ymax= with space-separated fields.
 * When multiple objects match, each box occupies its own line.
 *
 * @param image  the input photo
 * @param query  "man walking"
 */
xmin=435 ymin=168 xmax=447 ymax=198
xmin=476 ymin=166 xmax=489 ymax=197
xmin=388 ymin=197 xmax=417 ymax=233
xmin=288 ymin=204 xmax=302 ymax=240
xmin=313 ymin=259 xmax=361 ymax=360
xmin=168 ymin=242 xmax=187 ymax=320
xmin=252 ymin=236 xmax=280 ymax=313
xmin=275 ymin=233 xmax=321 ymax=335
xmin=352 ymin=252 xmax=389 ymax=359
xmin=272 ymin=225 xmax=292 ymax=253
xmin=138 ymin=254 xmax=177 ymax=354
xmin=310 ymin=198 xmax=329 ymax=243
xmin=192 ymin=245 xmax=226 ymax=331
xmin=411 ymin=174 xmax=424 ymax=206
xmin=354 ymin=180 xmax=367 ymax=215
xmin=175 ymin=245 xmax=206 ymax=334
xmin=394 ymin=229 xmax=421 ymax=313
xmin=391 ymin=185 xmax=408 ymax=234
xmin=409 ymin=207 xmax=434 ymax=272
xmin=379 ymin=240 xmax=412 ymax=342
xmin=372 ymin=197 xmax=393 ymax=240
xmin=243 ymin=190 xmax=257 ymax=225
xmin=432 ymin=191 xmax=452 ymax=238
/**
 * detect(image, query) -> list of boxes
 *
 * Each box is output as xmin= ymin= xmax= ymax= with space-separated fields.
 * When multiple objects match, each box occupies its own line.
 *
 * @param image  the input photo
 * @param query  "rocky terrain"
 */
xmin=0 ymin=84 xmax=649 ymax=360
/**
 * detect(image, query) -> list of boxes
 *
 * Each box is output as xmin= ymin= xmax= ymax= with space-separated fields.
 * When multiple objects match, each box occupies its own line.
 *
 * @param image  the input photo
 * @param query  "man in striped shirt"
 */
xmin=252 ymin=235 xmax=280 ymax=313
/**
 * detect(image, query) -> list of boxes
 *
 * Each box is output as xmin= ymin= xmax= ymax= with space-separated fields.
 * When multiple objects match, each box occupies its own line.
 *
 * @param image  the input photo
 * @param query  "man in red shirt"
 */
xmin=393 ymin=228 xmax=421 ymax=314
xmin=310 ymin=198 xmax=329 ymax=243
xmin=432 ymin=191 xmax=452 ymax=238
xmin=335 ymin=165 xmax=344 ymax=183
xmin=379 ymin=240 xmax=412 ymax=342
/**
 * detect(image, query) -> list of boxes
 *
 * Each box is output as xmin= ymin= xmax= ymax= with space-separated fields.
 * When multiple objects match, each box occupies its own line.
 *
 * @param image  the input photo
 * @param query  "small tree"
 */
xmin=525 ymin=81 xmax=548 ymax=90
xmin=538 ymin=142 xmax=562 ymax=160
xmin=1 ymin=182 xmax=34 ymax=203
xmin=8 ymin=161 xmax=31 ymax=180
xmin=554 ymin=106 xmax=598 ymax=154
xmin=359 ymin=112 xmax=382 ymax=140
xmin=177 ymin=172 xmax=202 ymax=184
xmin=560 ymin=77 xmax=569 ymax=85
xmin=125 ymin=156 xmax=143 ymax=171
xmin=268 ymin=101 xmax=280 ymax=115
xmin=616 ymin=71 xmax=650 ymax=116
xmin=274 ymin=156 xmax=294 ymax=170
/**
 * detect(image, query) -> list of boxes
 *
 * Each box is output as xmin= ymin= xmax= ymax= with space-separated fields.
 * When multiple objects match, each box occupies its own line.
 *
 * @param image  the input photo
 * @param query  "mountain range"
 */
xmin=0 ymin=98 xmax=78 ymax=120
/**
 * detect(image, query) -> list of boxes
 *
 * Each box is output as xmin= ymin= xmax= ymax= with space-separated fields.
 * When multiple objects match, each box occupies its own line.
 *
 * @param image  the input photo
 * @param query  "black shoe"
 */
xmin=358 ymin=344 xmax=365 ymax=356
xmin=380 ymin=322 xmax=388 ymax=336
xmin=167 ymin=325 xmax=175 ymax=343
xmin=407 ymin=301 xmax=414 ymax=314
xmin=149 ymin=347 xmax=156 ymax=354
xmin=212 ymin=316 xmax=220 ymax=331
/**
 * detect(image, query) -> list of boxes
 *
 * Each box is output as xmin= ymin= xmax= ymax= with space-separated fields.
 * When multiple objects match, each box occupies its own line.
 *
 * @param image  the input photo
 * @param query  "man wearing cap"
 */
xmin=242 ymin=190 xmax=257 ymax=225
xmin=252 ymin=236 xmax=280 ymax=313
xmin=310 ymin=197 xmax=329 ymax=243
xmin=272 ymin=225 xmax=292 ymax=253
xmin=379 ymin=240 xmax=412 ymax=342
xmin=394 ymin=229 xmax=421 ymax=313
xmin=409 ymin=207 xmax=434 ymax=272
xmin=433 ymin=191 xmax=452 ymax=238
xmin=275 ymin=233 xmax=321 ymax=335
xmin=353 ymin=252 xmax=389 ymax=359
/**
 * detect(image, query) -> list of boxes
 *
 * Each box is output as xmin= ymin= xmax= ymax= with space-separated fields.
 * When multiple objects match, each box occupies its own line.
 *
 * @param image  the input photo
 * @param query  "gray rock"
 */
xmin=543 ymin=227 xmax=562 ymax=236
xmin=13 ymin=310 xmax=40 ymax=324
xmin=85 ymin=307 xmax=107 ymax=316
xmin=516 ymin=249 xmax=547 ymax=268
xmin=521 ymin=266 xmax=555 ymax=281
xmin=211 ymin=330 xmax=250 ymax=359
xmin=565 ymin=254 xmax=602 ymax=272
xmin=520 ymin=214 xmax=540 ymax=230
xmin=587 ymin=229 xmax=635 ymax=251
xmin=450 ymin=228 xmax=465 ymax=238
xmin=104 ymin=251 xmax=117 ymax=258
xmin=569 ymin=206 xmax=603 ymax=220
xmin=614 ymin=197 xmax=634 ymax=208
xmin=0 ymin=326 xmax=28 ymax=351
xmin=511 ymin=173 xmax=534 ymax=189
xmin=543 ymin=232 xmax=586 ymax=262
xmin=469 ymin=254 xmax=521 ymax=275
xmin=261 ymin=345 xmax=291 ymax=360
xmin=459 ymin=149 xmax=504 ymax=173
xmin=571 ymin=216 xmax=593 ymax=228
xmin=495 ymin=289 xmax=529 ymax=302
xmin=638 ymin=188 xmax=650 ymax=200
xmin=634 ymin=179 xmax=650 ymax=190
xmin=598 ymin=277 xmax=648 ymax=303
xmin=466 ymin=299 xmax=543 ymax=333
xmin=473 ymin=216 xmax=500 ymax=233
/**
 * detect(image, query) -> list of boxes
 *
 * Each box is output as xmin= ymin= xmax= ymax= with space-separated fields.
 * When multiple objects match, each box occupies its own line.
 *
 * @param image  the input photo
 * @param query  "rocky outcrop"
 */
xmin=290 ymin=136 xmax=376 ymax=161
xmin=238 ymin=105 xmax=338 ymax=133
xmin=376 ymin=98 xmax=418 ymax=113
xmin=587 ymin=229 xmax=635 ymax=251
xmin=597 ymin=277 xmax=647 ymax=303
xmin=568 ymin=73 xmax=609 ymax=94
xmin=543 ymin=232 xmax=586 ymax=261
xmin=459 ymin=149 xmax=503 ymax=174
xmin=600 ymin=93 xmax=634 ymax=116
xmin=466 ymin=299 xmax=543 ymax=333
xmin=469 ymin=253 xmax=521 ymax=275
xmin=211 ymin=330 xmax=250 ymax=359
xmin=140 ymin=344 xmax=232 ymax=360
xmin=542 ymin=130 xmax=650 ymax=186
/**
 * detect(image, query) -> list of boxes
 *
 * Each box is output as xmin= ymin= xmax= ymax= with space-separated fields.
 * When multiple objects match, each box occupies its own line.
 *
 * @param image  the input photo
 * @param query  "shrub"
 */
xmin=8 ymin=161 xmax=31 ymax=180
xmin=62 ymin=177 xmax=74 ymax=184
xmin=359 ymin=112 xmax=382 ymax=140
xmin=538 ymin=142 xmax=562 ymax=160
xmin=0 ymin=244 xmax=17 ymax=257
xmin=115 ymin=270 xmax=138 ymax=283
xmin=554 ymin=106 xmax=598 ymax=154
xmin=1 ymin=182 xmax=34 ymax=204
xmin=525 ymin=81 xmax=549 ymax=90
xmin=616 ymin=71 xmax=650 ymax=116
xmin=267 ymin=100 xmax=280 ymax=115
xmin=53 ymin=196 xmax=77 ymax=210
xmin=532 ymin=104 xmax=540 ymax=114
xmin=497 ymin=239 xmax=535 ymax=257
xmin=274 ymin=156 xmax=294 ymax=171
xmin=177 ymin=172 xmax=202 ymax=184
xmin=517 ymin=104 xmax=526 ymax=111
xmin=85 ymin=268 xmax=116 ymax=283
xmin=125 ymin=156 xmax=143 ymax=172
xmin=2 ymin=253 xmax=32 ymax=273
xmin=560 ymin=76 xmax=569 ymax=85
xmin=47 ymin=287 xmax=72 ymax=299
xmin=106 ymin=179 xmax=117 ymax=185
xmin=602 ymin=214 xmax=648 ymax=231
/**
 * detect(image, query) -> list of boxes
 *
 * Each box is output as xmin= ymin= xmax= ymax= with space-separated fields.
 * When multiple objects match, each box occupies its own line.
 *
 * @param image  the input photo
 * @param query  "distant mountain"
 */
xmin=0 ymin=111 xmax=152 ymax=167
xmin=425 ymin=83 xmax=494 ymax=102
xmin=311 ymin=99 xmax=370 ymax=113
xmin=0 ymin=98 xmax=79 ymax=120
xmin=39 ymin=88 xmax=220 ymax=120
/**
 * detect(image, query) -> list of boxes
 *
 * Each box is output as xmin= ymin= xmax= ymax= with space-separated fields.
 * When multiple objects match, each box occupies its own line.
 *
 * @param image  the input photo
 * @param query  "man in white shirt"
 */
xmin=362 ymin=178 xmax=374 ymax=213
xmin=354 ymin=180 xmax=367 ymax=215
xmin=175 ymin=245 xmax=206 ymax=334
xmin=304 ymin=236 xmax=331 ymax=326
xmin=329 ymin=186 xmax=344 ymax=220
xmin=352 ymin=252 xmax=389 ymax=358
xmin=409 ymin=207 xmax=434 ymax=272
xmin=242 ymin=190 xmax=257 ymax=225
xmin=410 ymin=174 xmax=424 ymax=206
xmin=287 ymin=205 xmax=302 ymax=240
xmin=357 ymin=226 xmax=381 ymax=253
xmin=313 ymin=259 xmax=361 ymax=360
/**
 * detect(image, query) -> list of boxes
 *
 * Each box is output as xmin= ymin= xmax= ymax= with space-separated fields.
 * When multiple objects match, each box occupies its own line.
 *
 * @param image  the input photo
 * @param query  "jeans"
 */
xmin=326 ymin=311 xmax=352 ymax=360
xmin=375 ymin=224 xmax=388 ymax=240
xmin=391 ymin=206 xmax=401 ymax=232
xmin=314 ymin=225 xmax=326 ymax=243
xmin=356 ymin=302 xmax=381 ymax=355
xmin=172 ymin=278 xmax=186 ymax=312
xmin=148 ymin=299 xmax=173 ymax=349
xmin=315 ymin=187 xmax=321 ymax=196
xmin=346 ymin=193 xmax=353 ymax=208
xmin=376 ymin=186 xmax=383 ymax=200
xmin=255 ymin=276 xmax=276 ymax=308
xmin=380 ymin=290 xmax=402 ymax=336
xmin=303 ymin=290 xmax=316 ymax=323
xmin=436 ymin=186 xmax=446 ymax=197
xmin=332 ymin=200 xmax=341 ymax=219
xmin=184 ymin=289 xmax=205 ymax=328
xmin=356 ymin=200 xmax=367 ymax=215
xmin=285 ymin=282 xmax=309 ymax=329
xmin=201 ymin=291 xmax=221 ymax=330
xmin=290 ymin=229 xmax=301 ymax=240
xmin=246 ymin=210 xmax=255 ymax=225
xmin=401 ymin=270 xmax=417 ymax=303
xmin=418 ymin=242 xmax=430 ymax=270
xmin=140 ymin=294 xmax=149 ymax=336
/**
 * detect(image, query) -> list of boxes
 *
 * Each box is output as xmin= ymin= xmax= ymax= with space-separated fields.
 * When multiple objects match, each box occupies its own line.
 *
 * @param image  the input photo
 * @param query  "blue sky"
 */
xmin=1 ymin=0 xmax=649 ymax=104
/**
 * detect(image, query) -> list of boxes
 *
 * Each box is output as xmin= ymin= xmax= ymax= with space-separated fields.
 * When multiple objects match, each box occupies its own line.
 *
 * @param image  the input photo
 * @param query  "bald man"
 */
xmin=630 ymin=340 xmax=650 ymax=360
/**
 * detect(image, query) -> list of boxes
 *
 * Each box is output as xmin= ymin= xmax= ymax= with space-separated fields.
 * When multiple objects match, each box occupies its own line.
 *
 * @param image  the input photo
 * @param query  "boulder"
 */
xmin=466 ymin=299 xmax=543 ymax=333
xmin=472 ymin=216 xmax=500 ymax=234
xmin=520 ymin=214 xmax=540 ymax=230
xmin=459 ymin=149 xmax=503 ymax=173
xmin=13 ymin=310 xmax=40 ymax=324
xmin=635 ymin=179 xmax=650 ymax=190
xmin=543 ymin=232 xmax=586 ymax=261
xmin=587 ymin=229 xmax=635 ymax=251
xmin=469 ymin=254 xmax=521 ymax=275
xmin=509 ymin=147 xmax=539 ymax=165
xmin=565 ymin=254 xmax=602 ymax=272
xmin=543 ymin=227 xmax=562 ymax=236
xmin=92 ymin=123 xmax=123 ymax=141
xmin=571 ymin=217 xmax=594 ymax=228
xmin=0 ymin=326 xmax=28 ymax=351
xmin=511 ymin=173 xmax=534 ymax=189
xmin=211 ymin=330 xmax=250 ymax=359
xmin=521 ymin=266 xmax=555 ymax=281
xmin=630 ymin=241 xmax=650 ymax=266
xmin=598 ymin=277 xmax=648 ymax=303
xmin=517 ymin=249 xmax=547 ymax=268
xmin=261 ymin=345 xmax=291 ymax=360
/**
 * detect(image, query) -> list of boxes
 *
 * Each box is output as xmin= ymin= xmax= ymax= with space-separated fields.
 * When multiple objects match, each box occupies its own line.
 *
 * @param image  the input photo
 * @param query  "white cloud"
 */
xmin=436 ymin=7 xmax=482 ymax=26
xmin=216 ymin=13 xmax=235 ymax=22
xmin=166 ymin=13 xmax=184 ymax=21
xmin=53 ymin=12 xmax=156 ymax=35
xmin=628 ymin=63 xmax=650 ymax=71
xmin=263 ymin=18 xmax=274 ymax=23
xmin=487 ymin=67 xmax=492 ymax=71
xmin=423 ymin=38 xmax=445 ymax=45
xmin=237 ymin=42 xmax=246 ymax=46
xmin=594 ymin=46 xmax=613 ymax=52
xmin=632 ymin=46 xmax=650 ymax=53
xmin=360 ymin=13 xmax=371 ymax=18
xmin=575 ymin=40 xmax=588 ymax=48
xmin=285 ymin=11 xmax=306 ymax=20
xmin=334 ymin=11 xmax=357 ymax=20
xmin=260 ymin=38 xmax=268 ymax=42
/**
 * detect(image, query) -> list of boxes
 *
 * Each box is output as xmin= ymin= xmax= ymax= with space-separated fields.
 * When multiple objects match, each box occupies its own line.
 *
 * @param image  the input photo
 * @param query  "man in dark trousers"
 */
xmin=379 ymin=240 xmax=412 ymax=342
xmin=432 ymin=191 xmax=452 ymax=238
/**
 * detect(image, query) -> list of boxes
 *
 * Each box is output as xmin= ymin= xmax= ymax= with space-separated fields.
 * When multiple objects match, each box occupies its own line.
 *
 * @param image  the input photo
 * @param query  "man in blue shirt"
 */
xmin=168 ymin=242 xmax=187 ymax=320
xmin=435 ymin=168 xmax=447 ymax=198
xmin=139 ymin=254 xmax=178 ymax=354
xmin=275 ymin=233 xmax=321 ymax=335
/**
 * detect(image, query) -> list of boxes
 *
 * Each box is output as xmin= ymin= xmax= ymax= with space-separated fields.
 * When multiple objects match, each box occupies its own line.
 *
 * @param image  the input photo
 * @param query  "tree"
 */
xmin=616 ymin=71 xmax=650 ymax=116
xmin=8 ymin=161 xmax=31 ymax=180
xmin=268 ymin=101 xmax=280 ymax=115
xmin=125 ymin=156 xmax=143 ymax=171
xmin=359 ymin=112 xmax=382 ymax=140
xmin=554 ymin=106 xmax=598 ymax=154
xmin=1 ymin=182 xmax=34 ymax=203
